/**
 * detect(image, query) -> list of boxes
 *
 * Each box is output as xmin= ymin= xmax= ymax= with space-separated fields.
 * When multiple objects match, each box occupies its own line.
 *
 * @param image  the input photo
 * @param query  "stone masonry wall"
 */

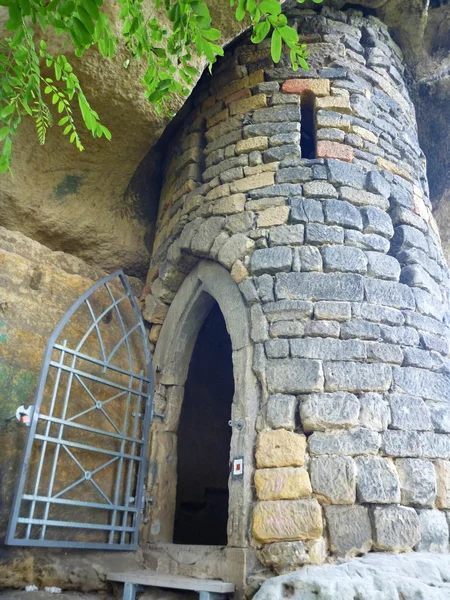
xmin=144 ymin=6 xmax=450 ymax=573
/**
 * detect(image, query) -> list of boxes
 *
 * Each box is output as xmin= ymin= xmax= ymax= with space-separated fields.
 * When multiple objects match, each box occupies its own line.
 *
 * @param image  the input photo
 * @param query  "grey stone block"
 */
xmin=366 ymin=252 xmax=401 ymax=281
xmin=390 ymin=394 xmax=432 ymax=431
xmin=341 ymin=320 xmax=380 ymax=340
xmin=366 ymin=342 xmax=404 ymax=365
xmin=257 ymin=274 xmax=274 ymax=302
xmin=190 ymin=216 xmax=225 ymax=256
xmin=340 ymin=186 xmax=389 ymax=211
xmin=306 ymin=224 xmax=345 ymax=245
xmin=366 ymin=171 xmax=391 ymax=198
xmin=239 ymin=278 xmax=259 ymax=305
xmin=266 ymin=394 xmax=297 ymax=430
xmin=373 ymin=505 xmax=420 ymax=552
xmin=324 ymin=361 xmax=392 ymax=392
xmin=390 ymin=185 xmax=414 ymax=210
xmin=393 ymin=367 xmax=450 ymax=403
xmin=345 ymin=230 xmax=390 ymax=253
xmin=391 ymin=224 xmax=428 ymax=253
xmin=364 ymin=279 xmax=415 ymax=309
xmin=323 ymin=199 xmax=363 ymax=230
xmin=269 ymin=224 xmax=305 ymax=246
xmin=359 ymin=303 xmax=404 ymax=326
xmin=303 ymin=320 xmax=340 ymax=338
xmin=299 ymin=246 xmax=323 ymax=272
xmin=415 ymin=510 xmax=449 ymax=553
xmin=290 ymin=197 xmax=324 ymax=224
xmin=217 ymin=233 xmax=255 ymax=268
xmin=277 ymin=167 xmax=312 ymax=184
xmin=244 ymin=122 xmax=300 ymax=138
xmin=327 ymin=160 xmax=365 ymax=189
xmin=270 ymin=132 xmax=301 ymax=146
xmin=253 ymin=104 xmax=301 ymax=124
xmin=266 ymin=358 xmax=324 ymax=394
xmin=356 ymin=456 xmax=400 ymax=503
xmin=391 ymin=206 xmax=428 ymax=233
xmin=203 ymin=155 xmax=248 ymax=182
xmin=291 ymin=338 xmax=365 ymax=361
xmin=310 ymin=456 xmax=356 ymax=504
xmin=359 ymin=393 xmax=391 ymax=431
xmin=270 ymin=320 xmax=304 ymax=338
xmin=248 ymin=184 xmax=303 ymax=199
xmin=395 ymin=458 xmax=436 ymax=506
xmin=380 ymin=325 xmax=419 ymax=346
xmin=421 ymin=432 xmax=450 ymax=459
xmin=403 ymin=347 xmax=442 ymax=370
xmin=265 ymin=338 xmax=289 ymax=358
xmin=257 ymin=541 xmax=308 ymax=569
xmin=420 ymin=332 xmax=449 ymax=357
xmin=429 ymin=403 xmax=450 ymax=433
xmin=397 ymin=248 xmax=443 ymax=283
xmin=414 ymin=288 xmax=446 ymax=321
xmin=251 ymin=304 xmax=269 ymax=343
xmin=251 ymin=247 xmax=292 ymax=276
xmin=325 ymin=505 xmax=372 ymax=556
xmin=404 ymin=310 xmax=445 ymax=336
xmin=300 ymin=393 xmax=360 ymax=431
xmin=360 ymin=206 xmax=394 ymax=239
xmin=263 ymin=299 xmax=313 ymax=321
xmin=401 ymin=265 xmax=442 ymax=300
xmin=382 ymin=430 xmax=422 ymax=457
xmin=263 ymin=145 xmax=300 ymax=163
xmin=309 ymin=427 xmax=381 ymax=456
xmin=314 ymin=301 xmax=351 ymax=321
xmin=303 ymin=181 xmax=338 ymax=199
xmin=275 ymin=272 xmax=364 ymax=302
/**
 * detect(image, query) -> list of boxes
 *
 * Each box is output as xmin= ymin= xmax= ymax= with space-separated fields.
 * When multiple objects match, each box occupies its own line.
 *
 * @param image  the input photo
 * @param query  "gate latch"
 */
xmin=6 ymin=405 xmax=34 ymax=427
xmin=228 ymin=418 xmax=245 ymax=431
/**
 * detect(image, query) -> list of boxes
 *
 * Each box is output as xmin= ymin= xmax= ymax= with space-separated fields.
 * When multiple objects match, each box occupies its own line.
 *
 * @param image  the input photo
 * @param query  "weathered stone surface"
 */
xmin=340 ymin=186 xmax=389 ymax=211
xmin=300 ymin=393 xmax=360 ymax=432
xmin=266 ymin=358 xmax=324 ymax=394
xmin=389 ymin=394 xmax=432 ymax=431
xmin=435 ymin=460 xmax=450 ymax=509
xmin=325 ymin=505 xmax=372 ymax=556
xmin=251 ymin=247 xmax=292 ymax=276
xmin=341 ymin=319 xmax=380 ymax=341
xmin=269 ymin=225 xmax=304 ymax=246
xmin=360 ymin=206 xmax=394 ymax=239
xmin=396 ymin=458 xmax=436 ymax=506
xmin=263 ymin=299 xmax=313 ymax=322
xmin=309 ymin=428 xmax=381 ymax=456
xmin=359 ymin=393 xmax=391 ymax=431
xmin=365 ymin=252 xmax=401 ymax=281
xmin=217 ymin=233 xmax=255 ymax=269
xmin=256 ymin=430 xmax=306 ymax=468
xmin=323 ymin=199 xmax=363 ymax=230
xmin=305 ymin=223 xmax=344 ymax=246
xmin=270 ymin=320 xmax=304 ymax=338
xmin=322 ymin=246 xmax=367 ymax=274
xmin=356 ymin=456 xmax=400 ymax=503
xmin=265 ymin=338 xmax=289 ymax=358
xmin=252 ymin=499 xmax=323 ymax=543
xmin=373 ymin=505 xmax=421 ymax=552
xmin=364 ymin=279 xmax=415 ymax=309
xmin=191 ymin=217 xmax=226 ymax=256
xmin=324 ymin=362 xmax=392 ymax=393
xmin=393 ymin=368 xmax=450 ymax=403
xmin=291 ymin=338 xmax=365 ymax=361
xmin=255 ymin=467 xmax=312 ymax=500
xmin=266 ymin=394 xmax=297 ymax=430
xmin=314 ymin=301 xmax=351 ymax=321
xmin=310 ymin=456 xmax=356 ymax=504
xmin=275 ymin=272 xmax=364 ymax=302
xmin=257 ymin=541 xmax=309 ymax=569
xmin=345 ymin=230 xmax=390 ymax=253
xmin=299 ymin=246 xmax=323 ymax=272
xmin=415 ymin=509 xmax=449 ymax=553
xmin=303 ymin=181 xmax=338 ymax=199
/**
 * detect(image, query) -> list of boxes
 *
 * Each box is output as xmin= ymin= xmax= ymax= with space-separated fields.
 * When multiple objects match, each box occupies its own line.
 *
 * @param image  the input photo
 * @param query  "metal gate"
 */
xmin=6 ymin=271 xmax=154 ymax=550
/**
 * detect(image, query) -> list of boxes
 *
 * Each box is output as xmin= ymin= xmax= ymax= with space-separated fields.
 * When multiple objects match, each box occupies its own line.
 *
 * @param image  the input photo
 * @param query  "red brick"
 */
xmin=282 ymin=79 xmax=330 ymax=97
xmin=316 ymin=141 xmax=354 ymax=162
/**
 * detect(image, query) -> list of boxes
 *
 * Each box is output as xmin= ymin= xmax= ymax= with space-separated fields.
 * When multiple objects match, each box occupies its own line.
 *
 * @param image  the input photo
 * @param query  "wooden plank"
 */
xmin=107 ymin=571 xmax=235 ymax=594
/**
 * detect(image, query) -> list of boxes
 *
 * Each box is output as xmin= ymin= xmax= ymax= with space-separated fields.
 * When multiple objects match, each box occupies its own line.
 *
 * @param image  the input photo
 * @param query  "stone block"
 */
xmin=300 ymin=393 xmax=360 ymax=432
xmin=309 ymin=428 xmax=381 ymax=456
xmin=345 ymin=230 xmax=390 ymax=253
xmin=316 ymin=95 xmax=351 ymax=113
xmin=340 ymin=186 xmax=389 ymax=211
xmin=390 ymin=394 xmax=432 ymax=431
xmin=327 ymin=159 xmax=365 ymax=189
xmin=252 ymin=499 xmax=323 ymax=543
xmin=212 ymin=193 xmax=246 ymax=215
xmin=191 ymin=216 xmax=225 ymax=256
xmin=364 ymin=279 xmax=415 ymax=309
xmin=317 ymin=127 xmax=346 ymax=142
xmin=303 ymin=181 xmax=338 ymax=198
xmin=236 ymin=136 xmax=269 ymax=154
xmin=391 ymin=224 xmax=428 ymax=254
xmin=275 ymin=272 xmax=364 ymax=302
xmin=231 ymin=259 xmax=249 ymax=284
xmin=365 ymin=252 xmax=400 ymax=281
xmin=277 ymin=167 xmax=312 ymax=184
xmin=217 ymin=233 xmax=255 ymax=269
xmin=435 ymin=460 xmax=450 ymax=509
xmin=257 ymin=206 xmax=290 ymax=228
xmin=266 ymin=394 xmax=297 ymax=430
xmin=310 ymin=456 xmax=356 ymax=504
xmin=360 ymin=303 xmax=404 ymax=326
xmin=291 ymin=198 xmax=324 ymax=224
xmin=265 ymin=338 xmax=289 ymax=358
xmin=366 ymin=171 xmax=391 ymax=198
xmin=393 ymin=367 xmax=450 ymax=403
xmin=360 ymin=206 xmax=394 ymax=238
xmin=366 ymin=342 xmax=404 ymax=365
xmin=356 ymin=456 xmax=400 ymax=503
xmin=263 ymin=299 xmax=313 ymax=321
xmin=377 ymin=156 xmax=412 ymax=181
xmin=401 ymin=265 xmax=442 ymax=300
xmin=324 ymin=362 xmax=392 ymax=393
xmin=282 ymin=78 xmax=330 ymax=96
xmin=263 ymin=145 xmax=300 ymax=163
xmin=252 ymin=104 xmax=301 ymax=124
xmin=303 ymin=320 xmax=340 ymax=338
xmin=231 ymin=171 xmax=275 ymax=194
xmin=291 ymin=338 xmax=365 ymax=361
xmin=306 ymin=224 xmax=345 ymax=246
xmin=270 ymin=320 xmax=304 ymax=338
xmin=267 ymin=358 xmax=324 ymax=394
xmin=255 ymin=467 xmax=312 ymax=500
xmin=271 ymin=132 xmax=301 ymax=146
xmin=359 ymin=393 xmax=391 ymax=431
xmin=256 ymin=429 xmax=306 ymax=469
xmin=251 ymin=304 xmax=269 ymax=343
xmin=396 ymin=458 xmax=436 ymax=506
xmin=258 ymin=541 xmax=308 ymax=569
xmin=317 ymin=141 xmax=354 ymax=162
xmin=430 ymin=404 xmax=450 ymax=434
xmin=314 ymin=301 xmax=351 ymax=321
xmin=323 ymin=199 xmax=363 ymax=230
xmin=341 ymin=320 xmax=380 ymax=341
xmin=420 ymin=332 xmax=449 ymax=356
xmin=229 ymin=93 xmax=267 ymax=115
xmin=316 ymin=111 xmax=351 ymax=131
xmin=299 ymin=246 xmax=323 ymax=272
xmin=269 ymin=225 xmax=305 ymax=246
xmin=322 ymin=246 xmax=367 ymax=274
xmin=325 ymin=505 xmax=372 ymax=556
xmin=372 ymin=505 xmax=420 ymax=552
xmin=251 ymin=247 xmax=292 ymax=276
xmin=143 ymin=294 xmax=169 ymax=324
xmin=415 ymin=509 xmax=449 ymax=553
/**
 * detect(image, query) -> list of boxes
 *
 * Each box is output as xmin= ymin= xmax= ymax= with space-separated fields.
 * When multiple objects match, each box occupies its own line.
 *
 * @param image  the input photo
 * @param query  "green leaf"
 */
xmin=0 ymin=127 xmax=10 ymax=142
xmin=6 ymin=3 xmax=21 ymax=29
xmin=0 ymin=104 xmax=15 ymax=119
xmin=72 ymin=17 xmax=91 ymax=46
xmin=279 ymin=25 xmax=298 ymax=44
xmin=270 ymin=29 xmax=282 ymax=63
xmin=83 ymin=0 xmax=100 ymax=20
xmin=251 ymin=20 xmax=270 ymax=44
xmin=63 ymin=124 xmax=71 ymax=134
xmin=201 ymin=27 xmax=221 ymax=41
xmin=259 ymin=0 xmax=281 ymax=15
xmin=235 ymin=0 xmax=246 ymax=21
xmin=58 ymin=0 xmax=75 ymax=16
xmin=77 ymin=6 xmax=95 ymax=35
xmin=58 ymin=116 xmax=69 ymax=126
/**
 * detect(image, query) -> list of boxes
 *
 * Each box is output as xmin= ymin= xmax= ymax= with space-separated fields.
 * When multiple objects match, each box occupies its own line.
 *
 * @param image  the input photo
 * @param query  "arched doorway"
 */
xmin=145 ymin=261 xmax=258 ymax=549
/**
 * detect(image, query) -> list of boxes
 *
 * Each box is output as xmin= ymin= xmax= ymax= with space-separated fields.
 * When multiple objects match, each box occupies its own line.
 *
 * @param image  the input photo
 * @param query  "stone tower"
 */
xmin=142 ymin=5 xmax=450 ymax=593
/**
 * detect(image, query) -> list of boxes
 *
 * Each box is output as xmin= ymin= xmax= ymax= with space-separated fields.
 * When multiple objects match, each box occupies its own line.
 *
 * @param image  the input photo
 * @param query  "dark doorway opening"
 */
xmin=300 ymin=97 xmax=316 ymax=159
xmin=173 ymin=301 xmax=234 ymax=546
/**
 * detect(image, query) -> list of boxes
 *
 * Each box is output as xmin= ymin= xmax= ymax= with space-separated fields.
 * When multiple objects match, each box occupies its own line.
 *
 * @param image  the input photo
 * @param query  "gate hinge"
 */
xmin=5 ymin=405 xmax=34 ymax=427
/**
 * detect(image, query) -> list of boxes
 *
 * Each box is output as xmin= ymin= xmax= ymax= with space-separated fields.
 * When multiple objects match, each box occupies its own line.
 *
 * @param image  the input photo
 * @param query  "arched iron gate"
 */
xmin=6 ymin=271 xmax=154 ymax=550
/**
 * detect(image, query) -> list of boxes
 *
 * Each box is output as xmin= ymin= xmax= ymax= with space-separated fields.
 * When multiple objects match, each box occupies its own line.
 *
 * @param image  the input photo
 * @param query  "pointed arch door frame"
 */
xmin=6 ymin=270 xmax=154 ymax=551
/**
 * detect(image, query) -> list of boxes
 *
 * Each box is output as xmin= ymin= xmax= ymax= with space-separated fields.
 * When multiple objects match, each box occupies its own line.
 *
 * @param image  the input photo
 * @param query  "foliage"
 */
xmin=0 ymin=0 xmax=322 ymax=174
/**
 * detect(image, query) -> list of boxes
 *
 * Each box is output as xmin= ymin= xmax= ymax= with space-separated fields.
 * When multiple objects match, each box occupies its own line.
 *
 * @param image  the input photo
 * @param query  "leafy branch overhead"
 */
xmin=0 ymin=0 xmax=322 ymax=174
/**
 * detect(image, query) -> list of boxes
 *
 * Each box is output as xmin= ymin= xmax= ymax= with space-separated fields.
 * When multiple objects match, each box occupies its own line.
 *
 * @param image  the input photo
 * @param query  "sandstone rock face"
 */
xmin=253 ymin=553 xmax=450 ymax=599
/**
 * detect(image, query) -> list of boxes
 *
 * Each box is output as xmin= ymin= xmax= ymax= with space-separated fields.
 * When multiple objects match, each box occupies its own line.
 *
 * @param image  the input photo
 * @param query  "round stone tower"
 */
xmin=142 ymin=5 xmax=450 ymax=588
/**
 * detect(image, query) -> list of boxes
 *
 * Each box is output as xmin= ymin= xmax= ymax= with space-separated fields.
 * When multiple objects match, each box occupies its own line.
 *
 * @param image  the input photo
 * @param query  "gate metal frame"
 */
xmin=6 ymin=270 xmax=154 ymax=550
